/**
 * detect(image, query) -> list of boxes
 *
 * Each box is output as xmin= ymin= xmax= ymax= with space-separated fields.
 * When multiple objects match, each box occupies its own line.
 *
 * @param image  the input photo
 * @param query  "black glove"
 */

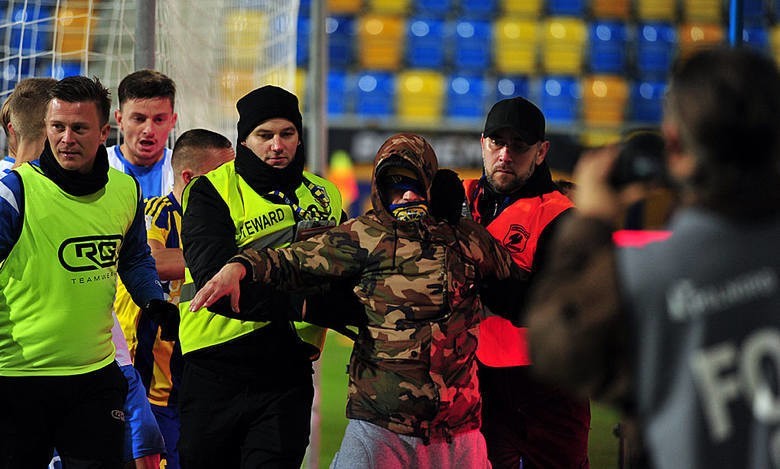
xmin=430 ymin=169 xmax=466 ymax=225
xmin=142 ymin=299 xmax=180 ymax=342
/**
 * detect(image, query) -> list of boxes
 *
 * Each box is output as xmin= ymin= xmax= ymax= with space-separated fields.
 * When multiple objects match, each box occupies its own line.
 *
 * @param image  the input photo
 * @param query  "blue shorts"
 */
xmin=152 ymin=403 xmax=181 ymax=469
xmin=120 ymin=364 xmax=166 ymax=461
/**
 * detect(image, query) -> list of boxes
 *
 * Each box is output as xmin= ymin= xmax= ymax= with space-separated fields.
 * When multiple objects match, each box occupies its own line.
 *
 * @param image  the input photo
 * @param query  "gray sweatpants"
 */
xmin=330 ymin=419 xmax=491 ymax=469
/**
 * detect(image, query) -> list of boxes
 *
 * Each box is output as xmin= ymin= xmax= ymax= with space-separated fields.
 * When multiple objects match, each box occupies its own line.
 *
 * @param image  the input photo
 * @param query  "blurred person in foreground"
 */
xmin=464 ymin=96 xmax=590 ymax=468
xmin=526 ymin=47 xmax=780 ymax=469
xmin=189 ymin=133 xmax=529 ymax=468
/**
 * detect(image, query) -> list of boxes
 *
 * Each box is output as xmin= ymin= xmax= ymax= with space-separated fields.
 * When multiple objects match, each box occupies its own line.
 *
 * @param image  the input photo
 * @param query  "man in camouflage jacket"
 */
xmin=189 ymin=133 xmax=528 ymax=467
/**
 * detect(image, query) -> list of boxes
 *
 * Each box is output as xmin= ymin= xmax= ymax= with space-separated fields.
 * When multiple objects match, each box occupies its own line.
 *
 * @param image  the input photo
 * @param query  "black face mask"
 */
xmin=39 ymin=141 xmax=110 ymax=196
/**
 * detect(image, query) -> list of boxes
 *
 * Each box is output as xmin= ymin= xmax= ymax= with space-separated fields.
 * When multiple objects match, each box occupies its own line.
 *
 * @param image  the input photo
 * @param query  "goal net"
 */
xmin=1 ymin=0 xmax=300 ymax=148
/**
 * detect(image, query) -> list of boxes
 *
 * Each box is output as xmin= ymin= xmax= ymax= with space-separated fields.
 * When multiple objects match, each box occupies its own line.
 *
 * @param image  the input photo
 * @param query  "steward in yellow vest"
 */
xmin=176 ymin=85 xmax=350 ymax=468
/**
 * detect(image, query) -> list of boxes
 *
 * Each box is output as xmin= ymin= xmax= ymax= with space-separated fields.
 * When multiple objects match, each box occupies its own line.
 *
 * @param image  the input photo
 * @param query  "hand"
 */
xmin=142 ymin=299 xmax=180 ymax=342
xmin=189 ymin=262 xmax=247 ymax=313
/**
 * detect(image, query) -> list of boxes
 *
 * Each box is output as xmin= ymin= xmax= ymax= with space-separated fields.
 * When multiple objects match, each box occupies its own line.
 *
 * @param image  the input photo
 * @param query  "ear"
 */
xmin=181 ymin=169 xmax=195 ymax=185
xmin=114 ymin=109 xmax=123 ymax=129
xmin=535 ymin=140 xmax=550 ymax=165
xmin=99 ymin=123 xmax=111 ymax=144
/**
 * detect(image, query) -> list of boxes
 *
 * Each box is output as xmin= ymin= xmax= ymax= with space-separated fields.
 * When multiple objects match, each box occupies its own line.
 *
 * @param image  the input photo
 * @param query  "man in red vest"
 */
xmin=464 ymin=97 xmax=591 ymax=468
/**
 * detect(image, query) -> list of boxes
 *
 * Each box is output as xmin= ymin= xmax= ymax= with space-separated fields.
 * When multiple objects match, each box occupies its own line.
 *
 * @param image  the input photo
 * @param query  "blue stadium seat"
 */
xmin=539 ymin=75 xmax=580 ymax=124
xmin=297 ymin=15 xmax=310 ymax=67
xmin=495 ymin=76 xmax=530 ymax=102
xmin=547 ymin=0 xmax=586 ymax=16
xmin=635 ymin=22 xmax=677 ymax=81
xmin=327 ymin=70 xmax=352 ymax=116
xmin=414 ymin=0 xmax=453 ymax=16
xmin=406 ymin=17 xmax=447 ymax=68
xmin=588 ymin=20 xmax=628 ymax=74
xmin=327 ymin=15 xmax=355 ymax=70
xmin=452 ymin=19 xmax=492 ymax=73
xmin=743 ymin=25 xmax=769 ymax=52
xmin=9 ymin=4 xmax=53 ymax=55
xmin=355 ymin=71 xmax=395 ymax=118
xmin=631 ymin=80 xmax=666 ymax=124
xmin=743 ymin=0 xmax=765 ymax=23
xmin=447 ymin=74 xmax=488 ymax=120
xmin=299 ymin=0 xmax=311 ymax=16
xmin=458 ymin=0 xmax=497 ymax=20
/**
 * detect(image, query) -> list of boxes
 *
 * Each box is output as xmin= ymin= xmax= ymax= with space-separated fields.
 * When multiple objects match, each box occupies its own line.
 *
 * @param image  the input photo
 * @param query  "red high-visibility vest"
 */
xmin=464 ymin=179 xmax=573 ymax=367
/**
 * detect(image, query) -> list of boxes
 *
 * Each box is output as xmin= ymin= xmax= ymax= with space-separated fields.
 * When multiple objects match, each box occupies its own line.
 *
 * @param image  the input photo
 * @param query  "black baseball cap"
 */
xmin=483 ymin=97 xmax=546 ymax=144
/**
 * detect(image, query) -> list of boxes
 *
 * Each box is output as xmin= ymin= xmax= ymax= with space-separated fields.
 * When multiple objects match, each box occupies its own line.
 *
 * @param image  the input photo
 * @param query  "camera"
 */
xmin=608 ymin=130 xmax=669 ymax=189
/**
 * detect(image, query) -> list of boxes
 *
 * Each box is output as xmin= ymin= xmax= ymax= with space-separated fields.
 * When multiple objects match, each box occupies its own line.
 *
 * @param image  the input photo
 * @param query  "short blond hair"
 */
xmin=3 ymin=78 xmax=57 ymax=143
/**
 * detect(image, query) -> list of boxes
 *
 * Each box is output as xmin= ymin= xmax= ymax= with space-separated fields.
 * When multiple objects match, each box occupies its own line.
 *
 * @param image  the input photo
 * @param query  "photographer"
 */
xmin=526 ymin=47 xmax=780 ymax=468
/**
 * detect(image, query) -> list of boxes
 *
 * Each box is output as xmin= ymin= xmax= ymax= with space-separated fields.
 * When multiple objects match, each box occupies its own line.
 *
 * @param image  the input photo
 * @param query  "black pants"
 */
xmin=479 ymin=364 xmax=591 ymax=469
xmin=0 ymin=361 xmax=128 ymax=469
xmin=178 ymin=361 xmax=314 ymax=469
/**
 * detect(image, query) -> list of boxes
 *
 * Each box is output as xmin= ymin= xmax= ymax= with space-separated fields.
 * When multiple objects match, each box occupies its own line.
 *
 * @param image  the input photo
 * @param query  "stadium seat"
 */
xmin=406 ymin=17 xmax=447 ymax=69
xmin=590 ymin=0 xmax=630 ymax=20
xmin=327 ymin=15 xmax=355 ymax=70
xmin=588 ymin=20 xmax=628 ymax=74
xmin=9 ymin=4 xmax=53 ymax=55
xmin=547 ymin=0 xmax=586 ymax=16
xmin=501 ymin=0 xmax=543 ymax=17
xmin=539 ymin=75 xmax=580 ymax=124
xmin=581 ymin=74 xmax=629 ymax=127
xmin=636 ymin=0 xmax=677 ymax=21
xmin=635 ymin=22 xmax=677 ymax=80
xmin=580 ymin=129 xmax=621 ymax=147
xmin=355 ymin=70 xmax=395 ymax=118
xmin=541 ymin=17 xmax=588 ymax=75
xmin=327 ymin=70 xmax=353 ymax=116
xmin=297 ymin=15 xmax=310 ymax=67
xmin=55 ymin=6 xmax=98 ymax=55
xmin=743 ymin=0 xmax=766 ymax=23
xmin=681 ymin=0 xmax=722 ymax=22
xmin=414 ymin=0 xmax=453 ymax=17
xmin=39 ymin=60 xmax=82 ymax=80
xmin=357 ymin=14 xmax=405 ymax=71
xmin=459 ymin=0 xmax=498 ymax=20
xmin=771 ymin=26 xmax=780 ymax=65
xmin=219 ymin=69 xmax=255 ymax=111
xmin=366 ymin=0 xmax=411 ymax=14
xmin=396 ymin=69 xmax=446 ymax=123
xmin=327 ymin=0 xmax=363 ymax=14
xmin=495 ymin=75 xmax=530 ymax=102
xmin=452 ymin=19 xmax=492 ymax=72
xmin=447 ymin=74 xmax=488 ymax=120
xmin=678 ymin=23 xmax=725 ymax=60
xmin=743 ymin=25 xmax=769 ymax=53
xmin=630 ymin=80 xmax=667 ymax=124
xmin=225 ymin=10 xmax=267 ymax=65
xmin=493 ymin=16 xmax=538 ymax=75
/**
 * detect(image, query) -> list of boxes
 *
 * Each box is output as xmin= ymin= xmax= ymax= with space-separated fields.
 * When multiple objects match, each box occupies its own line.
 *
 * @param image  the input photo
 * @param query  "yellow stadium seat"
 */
xmin=224 ymin=10 xmax=268 ymax=65
xmin=357 ymin=14 xmax=406 ymax=71
xmin=771 ymin=26 xmax=780 ymax=66
xmin=295 ymin=68 xmax=307 ymax=109
xmin=494 ymin=17 xmax=539 ymax=74
xmin=54 ymin=6 xmax=97 ymax=55
xmin=501 ymin=0 xmax=543 ymax=17
xmin=636 ymin=0 xmax=677 ymax=21
xmin=366 ymin=0 xmax=411 ymax=14
xmin=590 ymin=0 xmax=631 ymax=19
xmin=682 ymin=0 xmax=722 ymax=22
xmin=396 ymin=69 xmax=446 ymax=123
xmin=541 ymin=17 xmax=587 ymax=75
xmin=581 ymin=74 xmax=629 ymax=126
xmin=327 ymin=0 xmax=363 ymax=14
xmin=580 ymin=129 xmax=621 ymax=147
xmin=678 ymin=23 xmax=725 ymax=59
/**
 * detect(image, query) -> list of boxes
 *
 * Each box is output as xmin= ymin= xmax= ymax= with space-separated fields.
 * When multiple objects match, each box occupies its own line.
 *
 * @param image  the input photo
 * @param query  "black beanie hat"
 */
xmin=236 ymin=85 xmax=303 ymax=142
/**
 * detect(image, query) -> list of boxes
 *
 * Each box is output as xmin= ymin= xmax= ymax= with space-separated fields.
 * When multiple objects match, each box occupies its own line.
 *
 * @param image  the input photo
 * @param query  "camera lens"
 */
xmin=608 ymin=131 xmax=668 ymax=189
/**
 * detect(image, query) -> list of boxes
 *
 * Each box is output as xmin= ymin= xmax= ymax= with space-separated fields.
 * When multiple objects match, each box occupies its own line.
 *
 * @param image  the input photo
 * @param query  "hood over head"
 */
xmin=370 ymin=133 xmax=438 ymax=221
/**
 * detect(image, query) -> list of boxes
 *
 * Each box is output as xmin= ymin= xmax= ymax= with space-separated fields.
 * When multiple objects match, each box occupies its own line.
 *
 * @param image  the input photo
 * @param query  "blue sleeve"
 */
xmin=118 ymin=194 xmax=165 ymax=307
xmin=0 ymin=172 xmax=23 ymax=261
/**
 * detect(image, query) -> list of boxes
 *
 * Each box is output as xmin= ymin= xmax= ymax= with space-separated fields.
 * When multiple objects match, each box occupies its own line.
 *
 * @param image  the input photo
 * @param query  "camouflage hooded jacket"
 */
xmin=236 ymin=133 xmax=524 ymax=441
